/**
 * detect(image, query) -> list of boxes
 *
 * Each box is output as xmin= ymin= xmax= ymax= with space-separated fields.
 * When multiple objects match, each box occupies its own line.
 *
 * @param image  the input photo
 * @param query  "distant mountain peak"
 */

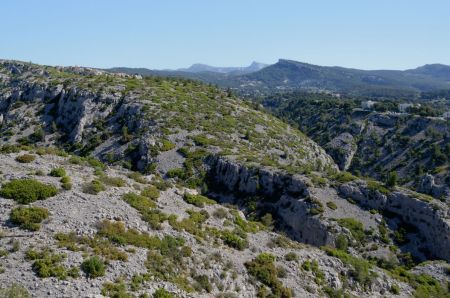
xmin=178 ymin=61 xmax=268 ymax=74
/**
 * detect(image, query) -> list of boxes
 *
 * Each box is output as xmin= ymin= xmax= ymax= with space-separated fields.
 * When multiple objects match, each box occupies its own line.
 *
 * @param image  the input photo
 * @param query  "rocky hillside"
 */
xmin=0 ymin=61 xmax=449 ymax=297
xmin=1 ymin=150 xmax=440 ymax=298
xmin=0 ymin=60 xmax=335 ymax=176
xmin=263 ymin=92 xmax=450 ymax=202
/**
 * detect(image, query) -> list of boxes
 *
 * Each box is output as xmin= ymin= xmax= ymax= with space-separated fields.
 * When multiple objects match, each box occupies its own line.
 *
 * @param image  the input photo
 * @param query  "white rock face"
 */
xmin=326 ymin=132 xmax=357 ymax=170
xmin=340 ymin=180 xmax=450 ymax=261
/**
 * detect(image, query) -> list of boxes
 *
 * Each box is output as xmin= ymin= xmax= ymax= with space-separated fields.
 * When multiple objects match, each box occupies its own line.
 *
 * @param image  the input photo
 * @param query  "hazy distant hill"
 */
xmin=229 ymin=59 xmax=450 ymax=97
xmin=177 ymin=61 xmax=267 ymax=74
xmin=108 ymin=59 xmax=450 ymax=98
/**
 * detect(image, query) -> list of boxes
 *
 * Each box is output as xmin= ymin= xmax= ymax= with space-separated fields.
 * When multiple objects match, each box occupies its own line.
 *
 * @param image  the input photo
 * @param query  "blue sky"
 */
xmin=1 ymin=0 xmax=449 ymax=70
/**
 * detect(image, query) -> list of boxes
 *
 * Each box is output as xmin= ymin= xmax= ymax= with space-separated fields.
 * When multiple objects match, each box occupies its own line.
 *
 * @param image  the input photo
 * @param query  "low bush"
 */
xmin=100 ymin=176 xmax=126 ymax=187
xmin=166 ymin=168 xmax=185 ymax=179
xmin=81 ymin=256 xmax=105 ymax=278
xmin=10 ymin=206 xmax=49 ymax=231
xmin=54 ymin=232 xmax=128 ymax=261
xmin=337 ymin=218 xmax=367 ymax=244
xmin=153 ymin=288 xmax=174 ymax=298
xmin=332 ymin=172 xmax=357 ymax=183
xmin=152 ymin=175 xmax=172 ymax=190
xmin=220 ymin=229 xmax=248 ymax=250
xmin=322 ymin=247 xmax=376 ymax=288
xmin=82 ymin=180 xmax=106 ymax=194
xmin=123 ymin=192 xmax=156 ymax=210
xmin=335 ymin=233 xmax=348 ymax=251
xmin=389 ymin=267 xmax=449 ymax=297
xmin=25 ymin=248 xmax=78 ymax=280
xmin=213 ymin=208 xmax=228 ymax=219
xmin=141 ymin=185 xmax=160 ymax=200
xmin=326 ymin=201 xmax=337 ymax=210
xmin=101 ymin=281 xmax=134 ymax=298
xmin=127 ymin=172 xmax=147 ymax=184
xmin=0 ymin=283 xmax=31 ymax=298
xmin=367 ymin=180 xmax=390 ymax=195
xmin=193 ymin=274 xmax=212 ymax=293
xmin=183 ymin=193 xmax=215 ymax=208
xmin=260 ymin=213 xmax=274 ymax=228
xmin=160 ymin=139 xmax=176 ymax=151
xmin=390 ymin=284 xmax=400 ymax=295
xmin=49 ymin=167 xmax=66 ymax=177
xmin=60 ymin=176 xmax=72 ymax=190
xmin=232 ymin=210 xmax=262 ymax=233
xmin=0 ymin=179 xmax=58 ymax=203
xmin=15 ymin=154 xmax=36 ymax=163
xmin=245 ymin=253 xmax=292 ymax=297
xmin=284 ymin=252 xmax=298 ymax=262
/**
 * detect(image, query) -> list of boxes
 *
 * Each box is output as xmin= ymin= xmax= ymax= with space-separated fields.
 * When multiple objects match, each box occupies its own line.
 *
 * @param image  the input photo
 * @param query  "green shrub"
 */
xmin=332 ymin=171 xmax=357 ymax=183
xmin=322 ymin=247 xmax=376 ymax=287
xmin=326 ymin=201 xmax=337 ymax=210
xmin=306 ymin=197 xmax=324 ymax=215
xmin=123 ymin=192 xmax=156 ymax=210
xmin=386 ymin=171 xmax=398 ymax=188
xmin=213 ymin=208 xmax=228 ymax=219
xmin=323 ymin=287 xmax=346 ymax=298
xmin=153 ymin=288 xmax=174 ymax=298
xmin=390 ymin=284 xmax=400 ymax=295
xmin=10 ymin=206 xmax=49 ymax=231
xmin=183 ymin=193 xmax=215 ymax=208
xmin=302 ymin=260 xmax=311 ymax=271
xmin=260 ymin=213 xmax=274 ymax=228
xmin=220 ymin=230 xmax=248 ymax=250
xmin=193 ymin=274 xmax=212 ymax=293
xmin=232 ymin=210 xmax=261 ymax=233
xmin=54 ymin=232 xmax=128 ymax=262
xmin=81 ymin=256 xmax=105 ymax=278
xmin=141 ymin=185 xmax=160 ymax=200
xmin=0 ymin=179 xmax=58 ymax=203
xmin=367 ymin=180 xmax=390 ymax=195
xmin=152 ymin=175 xmax=171 ymax=190
xmin=284 ymin=252 xmax=298 ymax=262
xmin=335 ymin=233 xmax=348 ymax=251
xmin=160 ymin=139 xmax=176 ymax=151
xmin=60 ymin=176 xmax=72 ymax=190
xmin=192 ymin=134 xmax=211 ymax=146
xmin=337 ymin=218 xmax=367 ymax=244
xmin=87 ymin=157 xmax=106 ymax=170
xmin=15 ymin=154 xmax=36 ymax=163
xmin=25 ymin=248 xmax=77 ymax=280
xmin=82 ymin=180 xmax=106 ymax=194
xmin=127 ymin=172 xmax=147 ymax=184
xmin=0 ymin=283 xmax=31 ymax=298
xmin=245 ymin=253 xmax=292 ymax=297
xmin=166 ymin=168 xmax=185 ymax=179
xmin=100 ymin=176 xmax=126 ymax=187
xmin=101 ymin=281 xmax=134 ymax=298
xmin=60 ymin=176 xmax=70 ymax=184
xmin=49 ymin=167 xmax=66 ymax=177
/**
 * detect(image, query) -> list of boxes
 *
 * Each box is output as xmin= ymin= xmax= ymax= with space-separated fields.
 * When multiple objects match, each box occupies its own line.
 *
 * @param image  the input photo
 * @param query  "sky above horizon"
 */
xmin=1 ymin=1 xmax=449 ymax=70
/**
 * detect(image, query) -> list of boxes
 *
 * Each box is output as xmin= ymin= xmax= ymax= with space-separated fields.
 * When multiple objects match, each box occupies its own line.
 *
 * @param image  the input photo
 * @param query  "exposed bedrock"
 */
xmin=339 ymin=180 xmax=450 ymax=261
xmin=205 ymin=156 xmax=337 ymax=246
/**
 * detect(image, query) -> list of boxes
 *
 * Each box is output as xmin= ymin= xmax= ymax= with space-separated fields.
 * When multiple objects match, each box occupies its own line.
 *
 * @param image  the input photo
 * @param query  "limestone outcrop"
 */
xmin=339 ymin=180 xmax=450 ymax=261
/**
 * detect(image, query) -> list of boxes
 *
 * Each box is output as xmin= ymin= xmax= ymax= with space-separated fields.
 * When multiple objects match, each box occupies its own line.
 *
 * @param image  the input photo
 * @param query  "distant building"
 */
xmin=361 ymin=100 xmax=376 ymax=110
xmin=399 ymin=103 xmax=420 ymax=113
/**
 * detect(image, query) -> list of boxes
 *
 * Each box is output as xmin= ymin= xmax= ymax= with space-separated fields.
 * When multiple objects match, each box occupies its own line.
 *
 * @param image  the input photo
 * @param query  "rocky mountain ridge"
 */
xmin=0 ymin=60 xmax=449 ymax=297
